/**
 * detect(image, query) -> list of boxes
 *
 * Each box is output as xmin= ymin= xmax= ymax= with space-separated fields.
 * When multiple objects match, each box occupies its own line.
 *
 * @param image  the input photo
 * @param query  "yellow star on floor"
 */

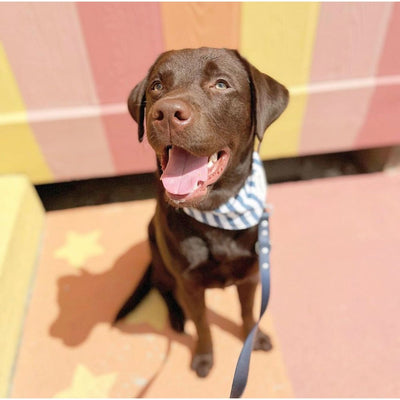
xmin=54 ymin=230 xmax=104 ymax=268
xmin=54 ymin=364 xmax=117 ymax=398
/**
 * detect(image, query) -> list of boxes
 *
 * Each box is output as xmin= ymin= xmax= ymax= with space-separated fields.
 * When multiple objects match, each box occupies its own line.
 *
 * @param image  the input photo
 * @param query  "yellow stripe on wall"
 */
xmin=240 ymin=2 xmax=320 ymax=159
xmin=0 ymin=43 xmax=53 ymax=183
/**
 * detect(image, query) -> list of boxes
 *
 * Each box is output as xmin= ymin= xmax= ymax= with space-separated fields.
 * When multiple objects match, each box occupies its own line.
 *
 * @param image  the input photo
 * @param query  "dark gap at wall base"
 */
xmin=35 ymin=147 xmax=392 ymax=212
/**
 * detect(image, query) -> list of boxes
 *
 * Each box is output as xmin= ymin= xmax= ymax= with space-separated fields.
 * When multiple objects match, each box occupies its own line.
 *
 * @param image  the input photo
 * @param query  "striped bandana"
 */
xmin=183 ymin=152 xmax=267 ymax=230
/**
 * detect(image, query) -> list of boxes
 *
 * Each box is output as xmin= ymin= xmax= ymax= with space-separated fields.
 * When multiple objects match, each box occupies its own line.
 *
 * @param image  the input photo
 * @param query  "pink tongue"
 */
xmin=161 ymin=147 xmax=208 ymax=195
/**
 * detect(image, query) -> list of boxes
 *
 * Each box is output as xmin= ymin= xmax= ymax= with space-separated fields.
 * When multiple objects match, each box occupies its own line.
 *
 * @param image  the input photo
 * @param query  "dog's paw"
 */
xmin=253 ymin=330 xmax=273 ymax=352
xmin=191 ymin=353 xmax=213 ymax=378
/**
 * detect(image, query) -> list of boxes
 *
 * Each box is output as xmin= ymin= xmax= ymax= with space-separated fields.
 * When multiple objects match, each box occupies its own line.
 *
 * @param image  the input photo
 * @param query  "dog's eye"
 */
xmin=151 ymin=81 xmax=163 ymax=92
xmin=215 ymin=80 xmax=229 ymax=90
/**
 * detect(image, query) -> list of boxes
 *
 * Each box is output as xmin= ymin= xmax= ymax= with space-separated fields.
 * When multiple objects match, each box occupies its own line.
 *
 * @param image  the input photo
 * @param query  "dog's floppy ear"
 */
xmin=236 ymin=52 xmax=289 ymax=142
xmin=127 ymin=77 xmax=148 ymax=142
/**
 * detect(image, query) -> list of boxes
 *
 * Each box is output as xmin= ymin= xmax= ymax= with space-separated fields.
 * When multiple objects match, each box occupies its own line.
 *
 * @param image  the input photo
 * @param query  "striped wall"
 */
xmin=0 ymin=2 xmax=399 ymax=184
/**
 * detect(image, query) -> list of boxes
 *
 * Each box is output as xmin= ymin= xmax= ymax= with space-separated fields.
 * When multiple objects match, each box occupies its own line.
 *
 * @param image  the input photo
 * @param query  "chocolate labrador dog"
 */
xmin=116 ymin=48 xmax=289 ymax=378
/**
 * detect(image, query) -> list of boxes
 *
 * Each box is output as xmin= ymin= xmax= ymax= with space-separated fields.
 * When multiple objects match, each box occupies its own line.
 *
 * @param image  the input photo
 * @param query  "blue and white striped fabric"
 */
xmin=183 ymin=152 xmax=267 ymax=230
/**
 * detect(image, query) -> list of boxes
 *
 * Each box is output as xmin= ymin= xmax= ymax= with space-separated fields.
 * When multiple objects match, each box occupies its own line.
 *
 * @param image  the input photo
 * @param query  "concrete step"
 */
xmin=0 ymin=175 xmax=44 ymax=397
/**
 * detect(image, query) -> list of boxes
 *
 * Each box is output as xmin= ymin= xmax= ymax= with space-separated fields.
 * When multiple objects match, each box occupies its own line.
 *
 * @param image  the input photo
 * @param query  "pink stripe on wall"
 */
xmin=102 ymin=113 xmax=156 ymax=175
xmin=0 ymin=3 xmax=116 ymax=180
xmin=300 ymin=3 xmax=392 ymax=155
xmin=308 ymin=3 xmax=392 ymax=82
xmin=355 ymin=85 xmax=400 ymax=149
xmin=77 ymin=3 xmax=164 ymax=104
xmin=376 ymin=2 xmax=400 ymax=76
xmin=299 ymin=87 xmax=375 ymax=155
xmin=30 ymin=116 xmax=115 ymax=181
xmin=77 ymin=2 xmax=163 ymax=174
xmin=0 ymin=3 xmax=98 ymax=108
xmin=356 ymin=4 xmax=400 ymax=148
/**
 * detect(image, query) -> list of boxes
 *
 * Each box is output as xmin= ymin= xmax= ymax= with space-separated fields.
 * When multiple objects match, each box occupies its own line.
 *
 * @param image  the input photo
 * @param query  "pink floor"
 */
xmin=10 ymin=171 xmax=400 ymax=397
xmin=268 ymin=172 xmax=400 ymax=397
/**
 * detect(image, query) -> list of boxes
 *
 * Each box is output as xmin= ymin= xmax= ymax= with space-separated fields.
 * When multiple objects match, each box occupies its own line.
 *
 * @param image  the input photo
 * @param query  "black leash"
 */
xmin=230 ymin=210 xmax=271 ymax=398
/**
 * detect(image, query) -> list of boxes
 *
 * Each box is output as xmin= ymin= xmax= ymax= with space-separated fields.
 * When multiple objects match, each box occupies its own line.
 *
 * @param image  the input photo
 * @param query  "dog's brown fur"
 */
xmin=117 ymin=48 xmax=289 ymax=377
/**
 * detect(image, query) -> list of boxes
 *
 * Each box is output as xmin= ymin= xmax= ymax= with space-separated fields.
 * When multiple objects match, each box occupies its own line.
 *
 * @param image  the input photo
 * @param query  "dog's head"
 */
xmin=128 ymin=48 xmax=288 ymax=210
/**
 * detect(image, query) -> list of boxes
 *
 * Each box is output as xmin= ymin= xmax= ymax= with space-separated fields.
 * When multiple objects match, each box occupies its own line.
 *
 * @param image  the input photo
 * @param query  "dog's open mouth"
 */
xmin=160 ymin=146 xmax=230 ymax=203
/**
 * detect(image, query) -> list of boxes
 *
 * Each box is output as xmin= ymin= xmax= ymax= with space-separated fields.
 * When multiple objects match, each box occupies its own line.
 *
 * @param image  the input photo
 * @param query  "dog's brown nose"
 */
xmin=151 ymin=98 xmax=193 ymax=131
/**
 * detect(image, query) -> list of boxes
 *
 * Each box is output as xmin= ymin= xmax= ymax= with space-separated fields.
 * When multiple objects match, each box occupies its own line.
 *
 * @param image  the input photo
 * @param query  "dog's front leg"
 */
xmin=236 ymin=275 xmax=272 ymax=351
xmin=177 ymin=281 xmax=213 ymax=377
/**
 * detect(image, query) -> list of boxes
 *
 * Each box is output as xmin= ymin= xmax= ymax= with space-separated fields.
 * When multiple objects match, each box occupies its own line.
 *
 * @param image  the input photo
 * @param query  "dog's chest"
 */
xmin=179 ymin=229 xmax=258 ymax=287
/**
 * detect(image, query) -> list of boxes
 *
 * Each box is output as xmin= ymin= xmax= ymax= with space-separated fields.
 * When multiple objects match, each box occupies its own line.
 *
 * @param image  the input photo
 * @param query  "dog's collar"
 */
xmin=183 ymin=152 xmax=267 ymax=230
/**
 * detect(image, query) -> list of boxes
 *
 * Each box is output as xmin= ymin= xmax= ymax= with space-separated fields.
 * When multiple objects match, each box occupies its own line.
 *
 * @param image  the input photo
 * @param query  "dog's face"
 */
xmin=128 ymin=48 xmax=288 ymax=210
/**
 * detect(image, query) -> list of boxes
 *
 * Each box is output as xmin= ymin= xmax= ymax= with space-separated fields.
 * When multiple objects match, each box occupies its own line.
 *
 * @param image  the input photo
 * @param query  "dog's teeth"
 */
xmin=208 ymin=152 xmax=218 ymax=166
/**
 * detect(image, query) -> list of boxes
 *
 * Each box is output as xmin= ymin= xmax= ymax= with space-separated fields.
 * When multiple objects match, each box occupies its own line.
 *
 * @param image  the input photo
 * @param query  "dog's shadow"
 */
xmin=49 ymin=239 xmax=243 ymax=357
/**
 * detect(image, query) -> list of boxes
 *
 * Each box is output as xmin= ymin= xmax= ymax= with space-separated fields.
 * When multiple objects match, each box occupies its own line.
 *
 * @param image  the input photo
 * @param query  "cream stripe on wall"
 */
xmin=0 ymin=43 xmax=53 ymax=183
xmin=240 ymin=2 xmax=320 ymax=159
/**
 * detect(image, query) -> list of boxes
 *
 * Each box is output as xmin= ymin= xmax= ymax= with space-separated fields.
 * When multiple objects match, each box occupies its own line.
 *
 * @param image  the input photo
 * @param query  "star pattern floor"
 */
xmin=9 ymin=172 xmax=400 ymax=397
